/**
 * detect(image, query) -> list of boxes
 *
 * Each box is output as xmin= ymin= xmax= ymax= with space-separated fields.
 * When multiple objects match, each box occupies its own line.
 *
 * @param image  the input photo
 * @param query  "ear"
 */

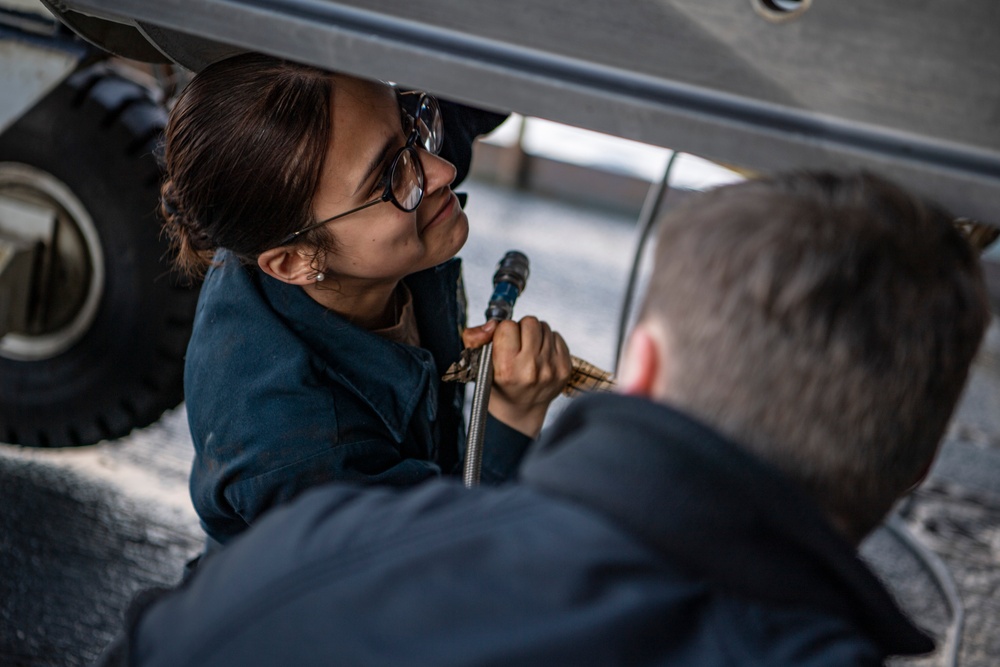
xmin=257 ymin=246 xmax=318 ymax=285
xmin=617 ymin=323 xmax=667 ymax=398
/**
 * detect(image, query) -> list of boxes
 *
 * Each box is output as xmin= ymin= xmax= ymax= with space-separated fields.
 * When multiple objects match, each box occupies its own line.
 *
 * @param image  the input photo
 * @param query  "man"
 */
xmin=117 ymin=171 xmax=990 ymax=665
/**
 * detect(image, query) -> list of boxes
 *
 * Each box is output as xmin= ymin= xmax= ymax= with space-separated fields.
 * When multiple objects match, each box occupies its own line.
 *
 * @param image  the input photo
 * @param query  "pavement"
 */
xmin=1 ymin=178 xmax=998 ymax=666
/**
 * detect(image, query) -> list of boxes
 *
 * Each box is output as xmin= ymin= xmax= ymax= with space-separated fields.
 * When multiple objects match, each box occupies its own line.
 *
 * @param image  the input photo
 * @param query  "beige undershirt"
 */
xmin=371 ymin=283 xmax=421 ymax=347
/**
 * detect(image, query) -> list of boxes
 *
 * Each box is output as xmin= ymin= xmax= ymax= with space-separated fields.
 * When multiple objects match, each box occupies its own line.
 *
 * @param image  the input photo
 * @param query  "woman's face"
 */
xmin=311 ymin=75 xmax=469 ymax=285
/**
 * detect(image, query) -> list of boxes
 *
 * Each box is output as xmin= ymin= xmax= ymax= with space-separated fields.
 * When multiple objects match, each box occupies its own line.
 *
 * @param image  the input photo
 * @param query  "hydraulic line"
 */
xmin=464 ymin=251 xmax=530 ymax=487
xmin=614 ymin=150 xmax=678 ymax=371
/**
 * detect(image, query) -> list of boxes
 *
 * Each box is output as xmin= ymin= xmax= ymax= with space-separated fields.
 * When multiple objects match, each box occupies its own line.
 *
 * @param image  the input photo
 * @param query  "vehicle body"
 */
xmin=36 ymin=0 xmax=1000 ymax=225
xmin=1 ymin=0 xmax=997 ymax=447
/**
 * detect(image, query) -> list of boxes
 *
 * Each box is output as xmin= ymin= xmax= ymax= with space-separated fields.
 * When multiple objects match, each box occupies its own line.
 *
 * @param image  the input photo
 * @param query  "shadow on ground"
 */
xmin=0 ymin=459 xmax=199 ymax=666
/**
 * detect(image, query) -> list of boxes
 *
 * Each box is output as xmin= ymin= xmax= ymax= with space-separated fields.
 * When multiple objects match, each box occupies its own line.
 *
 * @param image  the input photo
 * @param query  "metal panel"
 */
xmin=48 ymin=0 xmax=1000 ymax=224
xmin=0 ymin=31 xmax=82 ymax=134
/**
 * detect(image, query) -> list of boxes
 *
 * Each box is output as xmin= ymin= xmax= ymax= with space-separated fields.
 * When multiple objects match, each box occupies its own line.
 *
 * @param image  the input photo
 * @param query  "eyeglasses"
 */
xmin=276 ymin=92 xmax=443 ymax=247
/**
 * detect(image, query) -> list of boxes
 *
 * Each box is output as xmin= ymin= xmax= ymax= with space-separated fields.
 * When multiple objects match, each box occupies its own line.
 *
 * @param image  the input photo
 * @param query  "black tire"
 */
xmin=0 ymin=63 xmax=199 ymax=447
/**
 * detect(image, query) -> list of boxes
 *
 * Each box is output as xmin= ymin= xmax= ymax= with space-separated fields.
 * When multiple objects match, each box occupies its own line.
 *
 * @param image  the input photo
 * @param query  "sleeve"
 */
xmin=477 ymin=414 xmax=533 ymax=484
xmin=221 ymin=439 xmax=444 ymax=530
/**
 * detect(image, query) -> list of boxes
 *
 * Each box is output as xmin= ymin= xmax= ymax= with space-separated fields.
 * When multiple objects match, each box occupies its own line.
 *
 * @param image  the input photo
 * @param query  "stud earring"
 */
xmin=315 ymin=272 xmax=325 ymax=282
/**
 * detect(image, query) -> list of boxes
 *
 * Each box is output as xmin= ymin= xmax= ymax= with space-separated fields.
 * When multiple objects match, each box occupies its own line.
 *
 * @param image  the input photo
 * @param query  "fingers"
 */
xmin=486 ymin=315 xmax=572 ymax=437
xmin=490 ymin=317 xmax=571 ymax=397
xmin=521 ymin=318 xmax=551 ymax=361
xmin=461 ymin=319 xmax=498 ymax=349
xmin=491 ymin=317 xmax=523 ymax=359
xmin=552 ymin=330 xmax=572 ymax=382
xmin=491 ymin=317 xmax=533 ymax=384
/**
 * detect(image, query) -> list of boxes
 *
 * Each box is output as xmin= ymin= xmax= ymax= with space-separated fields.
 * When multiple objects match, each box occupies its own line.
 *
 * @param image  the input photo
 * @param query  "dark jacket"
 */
xmin=130 ymin=393 xmax=933 ymax=666
xmin=185 ymin=257 xmax=530 ymax=544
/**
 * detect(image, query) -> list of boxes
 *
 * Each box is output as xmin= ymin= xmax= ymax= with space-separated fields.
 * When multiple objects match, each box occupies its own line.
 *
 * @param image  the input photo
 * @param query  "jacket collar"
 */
xmin=254 ymin=263 xmax=437 ymax=443
xmin=520 ymin=393 xmax=934 ymax=657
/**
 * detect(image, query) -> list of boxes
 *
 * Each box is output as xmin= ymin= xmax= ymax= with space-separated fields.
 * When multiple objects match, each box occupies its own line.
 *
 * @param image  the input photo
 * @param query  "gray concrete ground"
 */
xmin=1 ymin=179 xmax=998 ymax=666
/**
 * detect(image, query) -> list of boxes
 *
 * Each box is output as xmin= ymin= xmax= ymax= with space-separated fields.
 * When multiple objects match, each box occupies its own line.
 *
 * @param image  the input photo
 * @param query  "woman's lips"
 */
xmin=420 ymin=191 xmax=457 ymax=234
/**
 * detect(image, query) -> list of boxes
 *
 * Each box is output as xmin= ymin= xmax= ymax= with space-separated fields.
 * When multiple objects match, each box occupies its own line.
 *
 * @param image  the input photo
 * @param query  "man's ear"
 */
xmin=617 ymin=323 xmax=668 ymax=398
xmin=257 ymin=247 xmax=317 ymax=285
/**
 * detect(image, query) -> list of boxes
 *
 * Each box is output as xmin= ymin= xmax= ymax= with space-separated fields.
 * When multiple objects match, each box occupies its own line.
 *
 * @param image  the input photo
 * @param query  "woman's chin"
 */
xmin=422 ymin=209 xmax=469 ymax=271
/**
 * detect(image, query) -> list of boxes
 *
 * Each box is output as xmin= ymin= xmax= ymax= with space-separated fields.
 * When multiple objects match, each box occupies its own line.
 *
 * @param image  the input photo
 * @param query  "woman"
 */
xmin=160 ymin=53 xmax=572 ymax=546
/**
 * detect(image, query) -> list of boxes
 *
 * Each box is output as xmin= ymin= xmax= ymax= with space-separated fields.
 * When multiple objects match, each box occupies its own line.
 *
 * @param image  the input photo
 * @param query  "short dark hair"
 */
xmin=640 ymin=171 xmax=990 ymax=540
xmin=159 ymin=53 xmax=335 ymax=278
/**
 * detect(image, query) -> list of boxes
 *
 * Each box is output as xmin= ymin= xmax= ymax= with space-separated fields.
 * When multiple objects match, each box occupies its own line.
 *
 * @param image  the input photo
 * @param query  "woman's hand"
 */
xmin=461 ymin=319 xmax=498 ymax=349
xmin=463 ymin=316 xmax=573 ymax=437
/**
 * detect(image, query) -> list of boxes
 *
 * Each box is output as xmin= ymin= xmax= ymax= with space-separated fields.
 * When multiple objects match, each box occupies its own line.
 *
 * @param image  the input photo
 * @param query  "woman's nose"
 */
xmin=420 ymin=150 xmax=457 ymax=194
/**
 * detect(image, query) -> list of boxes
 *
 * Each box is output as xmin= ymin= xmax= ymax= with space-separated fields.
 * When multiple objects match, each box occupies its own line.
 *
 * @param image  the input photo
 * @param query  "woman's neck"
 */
xmin=302 ymin=277 xmax=400 ymax=330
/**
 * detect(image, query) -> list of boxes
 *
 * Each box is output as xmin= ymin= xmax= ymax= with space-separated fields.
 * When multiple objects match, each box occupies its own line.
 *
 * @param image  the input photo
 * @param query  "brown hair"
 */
xmin=160 ymin=53 xmax=335 ymax=278
xmin=640 ymin=171 xmax=990 ymax=540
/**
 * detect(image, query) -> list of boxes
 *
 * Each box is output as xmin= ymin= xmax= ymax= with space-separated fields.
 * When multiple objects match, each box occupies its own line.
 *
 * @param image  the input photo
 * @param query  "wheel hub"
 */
xmin=0 ymin=162 xmax=104 ymax=361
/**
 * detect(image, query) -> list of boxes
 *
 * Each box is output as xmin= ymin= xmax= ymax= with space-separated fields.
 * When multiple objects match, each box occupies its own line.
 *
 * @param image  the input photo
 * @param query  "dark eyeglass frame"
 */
xmin=274 ymin=92 xmax=442 ymax=247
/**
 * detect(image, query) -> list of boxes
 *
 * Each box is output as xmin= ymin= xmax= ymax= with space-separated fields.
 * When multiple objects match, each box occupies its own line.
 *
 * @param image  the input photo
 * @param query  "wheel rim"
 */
xmin=0 ymin=162 xmax=105 ymax=361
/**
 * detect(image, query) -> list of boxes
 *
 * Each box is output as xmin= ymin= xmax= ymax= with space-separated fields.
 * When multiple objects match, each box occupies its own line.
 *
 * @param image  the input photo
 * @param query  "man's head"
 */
xmin=619 ymin=171 xmax=990 ymax=542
